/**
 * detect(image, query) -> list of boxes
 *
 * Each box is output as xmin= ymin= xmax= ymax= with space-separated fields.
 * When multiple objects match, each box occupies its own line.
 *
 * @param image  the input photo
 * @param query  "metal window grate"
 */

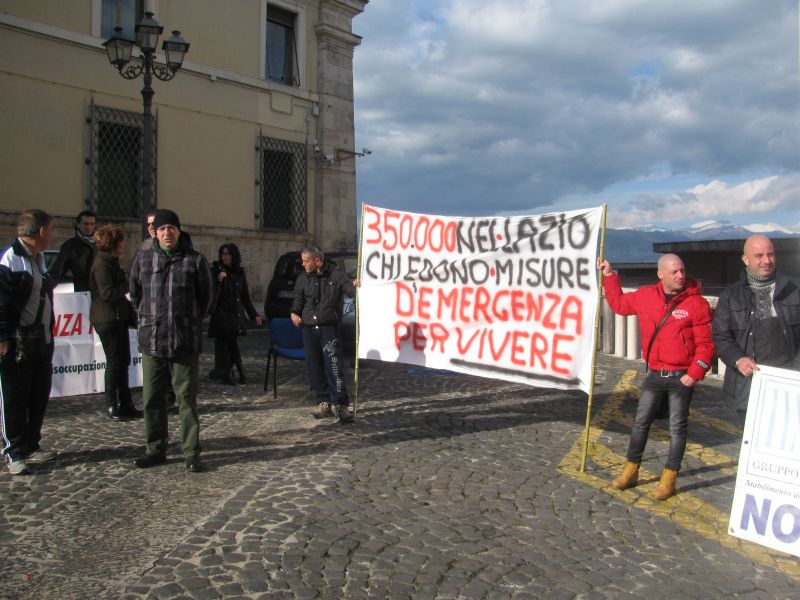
xmin=258 ymin=135 xmax=306 ymax=232
xmin=87 ymin=102 xmax=157 ymax=219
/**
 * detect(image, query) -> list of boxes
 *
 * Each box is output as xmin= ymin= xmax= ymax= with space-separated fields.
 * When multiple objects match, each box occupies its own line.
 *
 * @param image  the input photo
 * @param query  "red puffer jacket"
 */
xmin=603 ymin=273 xmax=715 ymax=381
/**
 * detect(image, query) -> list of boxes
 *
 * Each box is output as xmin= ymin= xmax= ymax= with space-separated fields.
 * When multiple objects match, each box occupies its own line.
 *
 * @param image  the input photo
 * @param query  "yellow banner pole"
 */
xmin=580 ymin=204 xmax=608 ymax=472
xmin=353 ymin=202 xmax=366 ymax=416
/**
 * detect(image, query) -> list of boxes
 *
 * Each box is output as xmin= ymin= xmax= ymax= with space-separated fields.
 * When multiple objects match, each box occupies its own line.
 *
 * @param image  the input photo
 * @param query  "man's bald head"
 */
xmin=742 ymin=235 xmax=776 ymax=278
xmin=657 ymin=253 xmax=681 ymax=272
xmin=657 ymin=254 xmax=686 ymax=294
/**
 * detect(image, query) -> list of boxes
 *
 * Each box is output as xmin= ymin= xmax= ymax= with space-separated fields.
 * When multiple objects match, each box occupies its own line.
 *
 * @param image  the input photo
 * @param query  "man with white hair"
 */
xmin=598 ymin=254 xmax=715 ymax=500
xmin=713 ymin=235 xmax=800 ymax=426
xmin=0 ymin=209 xmax=57 ymax=475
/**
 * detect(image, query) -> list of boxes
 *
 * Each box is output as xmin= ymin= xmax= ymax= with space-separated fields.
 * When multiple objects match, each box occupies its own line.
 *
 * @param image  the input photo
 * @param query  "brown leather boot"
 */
xmin=611 ymin=461 xmax=640 ymax=490
xmin=652 ymin=468 xmax=678 ymax=500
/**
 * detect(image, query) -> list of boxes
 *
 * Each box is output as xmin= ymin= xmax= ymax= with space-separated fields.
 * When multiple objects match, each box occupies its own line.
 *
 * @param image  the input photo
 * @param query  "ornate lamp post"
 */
xmin=103 ymin=12 xmax=189 ymax=239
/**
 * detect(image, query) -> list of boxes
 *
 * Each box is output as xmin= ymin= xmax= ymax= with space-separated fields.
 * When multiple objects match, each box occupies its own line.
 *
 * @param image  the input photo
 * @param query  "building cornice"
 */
xmin=320 ymin=0 xmax=369 ymax=20
xmin=314 ymin=23 xmax=362 ymax=49
xmin=0 ymin=11 xmax=320 ymax=102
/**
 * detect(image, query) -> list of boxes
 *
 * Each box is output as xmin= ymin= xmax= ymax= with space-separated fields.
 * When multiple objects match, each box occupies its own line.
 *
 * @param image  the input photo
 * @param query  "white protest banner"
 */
xmin=357 ymin=205 xmax=603 ymax=392
xmin=728 ymin=365 xmax=800 ymax=557
xmin=51 ymin=291 xmax=142 ymax=398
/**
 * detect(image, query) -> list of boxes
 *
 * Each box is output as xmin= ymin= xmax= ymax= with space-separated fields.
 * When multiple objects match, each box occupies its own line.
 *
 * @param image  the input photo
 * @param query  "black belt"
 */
xmin=648 ymin=369 xmax=687 ymax=377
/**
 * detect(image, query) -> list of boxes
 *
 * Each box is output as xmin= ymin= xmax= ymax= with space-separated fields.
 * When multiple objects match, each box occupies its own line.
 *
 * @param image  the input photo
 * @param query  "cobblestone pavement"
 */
xmin=1 ymin=329 xmax=797 ymax=599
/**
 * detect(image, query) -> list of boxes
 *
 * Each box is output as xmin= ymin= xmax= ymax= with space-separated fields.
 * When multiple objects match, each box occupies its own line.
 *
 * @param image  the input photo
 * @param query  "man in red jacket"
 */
xmin=597 ymin=254 xmax=715 ymax=500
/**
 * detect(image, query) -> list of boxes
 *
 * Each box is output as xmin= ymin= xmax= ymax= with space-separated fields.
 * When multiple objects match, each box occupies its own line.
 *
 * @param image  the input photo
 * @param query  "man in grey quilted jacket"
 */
xmin=129 ymin=209 xmax=213 ymax=472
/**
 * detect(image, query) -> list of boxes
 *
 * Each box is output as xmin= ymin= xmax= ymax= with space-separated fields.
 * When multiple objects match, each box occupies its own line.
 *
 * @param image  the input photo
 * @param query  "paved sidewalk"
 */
xmin=1 ymin=329 xmax=797 ymax=599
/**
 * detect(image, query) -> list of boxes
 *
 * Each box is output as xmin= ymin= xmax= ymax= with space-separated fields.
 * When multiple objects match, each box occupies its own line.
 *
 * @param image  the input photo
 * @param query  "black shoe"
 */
xmin=134 ymin=454 xmax=167 ymax=469
xmin=118 ymin=404 xmax=144 ymax=419
xmin=107 ymin=404 xmax=123 ymax=421
xmin=186 ymin=455 xmax=203 ymax=473
xmin=236 ymin=363 xmax=246 ymax=384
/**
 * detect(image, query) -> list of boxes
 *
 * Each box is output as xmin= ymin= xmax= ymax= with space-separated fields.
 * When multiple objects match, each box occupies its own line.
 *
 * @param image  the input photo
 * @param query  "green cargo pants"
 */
xmin=141 ymin=353 xmax=200 ymax=459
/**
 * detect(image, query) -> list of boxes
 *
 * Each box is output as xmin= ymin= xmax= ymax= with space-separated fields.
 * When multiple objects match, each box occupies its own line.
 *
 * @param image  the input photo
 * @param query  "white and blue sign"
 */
xmin=729 ymin=365 xmax=800 ymax=557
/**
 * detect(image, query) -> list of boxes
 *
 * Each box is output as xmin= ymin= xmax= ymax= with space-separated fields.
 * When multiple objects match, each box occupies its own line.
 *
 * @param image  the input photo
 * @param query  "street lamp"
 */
xmin=103 ymin=12 xmax=189 ymax=239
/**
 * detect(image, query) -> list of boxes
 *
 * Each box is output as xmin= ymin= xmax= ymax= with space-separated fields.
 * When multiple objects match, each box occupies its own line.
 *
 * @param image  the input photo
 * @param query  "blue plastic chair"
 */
xmin=264 ymin=318 xmax=305 ymax=397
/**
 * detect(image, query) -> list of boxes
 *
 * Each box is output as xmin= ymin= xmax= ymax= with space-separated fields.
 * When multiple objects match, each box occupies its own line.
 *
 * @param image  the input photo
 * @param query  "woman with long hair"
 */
xmin=208 ymin=243 xmax=262 ymax=384
xmin=89 ymin=225 xmax=142 ymax=420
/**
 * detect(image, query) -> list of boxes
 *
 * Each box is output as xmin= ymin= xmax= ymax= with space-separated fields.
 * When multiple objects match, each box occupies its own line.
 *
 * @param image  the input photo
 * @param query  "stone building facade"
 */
xmin=0 ymin=0 xmax=368 ymax=304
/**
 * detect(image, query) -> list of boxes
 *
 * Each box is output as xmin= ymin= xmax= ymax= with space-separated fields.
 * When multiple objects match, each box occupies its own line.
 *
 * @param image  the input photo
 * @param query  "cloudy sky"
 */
xmin=352 ymin=0 xmax=799 ymax=231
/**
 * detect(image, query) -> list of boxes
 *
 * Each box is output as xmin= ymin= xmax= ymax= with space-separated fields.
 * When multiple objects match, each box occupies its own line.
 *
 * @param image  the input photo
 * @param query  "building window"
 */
xmin=87 ymin=102 xmax=157 ymax=219
xmin=266 ymin=5 xmax=300 ymax=86
xmin=258 ymin=135 xmax=306 ymax=232
xmin=101 ymin=0 xmax=144 ymax=38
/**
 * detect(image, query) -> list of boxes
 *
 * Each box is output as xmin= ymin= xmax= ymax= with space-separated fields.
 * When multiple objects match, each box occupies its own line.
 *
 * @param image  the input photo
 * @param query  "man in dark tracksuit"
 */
xmin=712 ymin=235 xmax=800 ymax=427
xmin=290 ymin=246 xmax=358 ymax=424
xmin=129 ymin=209 xmax=213 ymax=472
xmin=0 ymin=209 xmax=56 ymax=475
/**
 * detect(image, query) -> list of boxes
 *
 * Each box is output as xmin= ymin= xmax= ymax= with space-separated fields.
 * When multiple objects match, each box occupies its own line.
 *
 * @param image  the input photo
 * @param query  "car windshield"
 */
xmin=43 ymin=250 xmax=59 ymax=272
xmin=275 ymin=255 xmax=303 ymax=278
xmin=333 ymin=256 xmax=358 ymax=278
xmin=273 ymin=252 xmax=357 ymax=279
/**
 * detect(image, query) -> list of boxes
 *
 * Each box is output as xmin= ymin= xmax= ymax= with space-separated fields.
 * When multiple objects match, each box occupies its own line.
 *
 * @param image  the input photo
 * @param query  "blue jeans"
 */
xmin=626 ymin=371 xmax=694 ymax=471
xmin=302 ymin=326 xmax=349 ymax=406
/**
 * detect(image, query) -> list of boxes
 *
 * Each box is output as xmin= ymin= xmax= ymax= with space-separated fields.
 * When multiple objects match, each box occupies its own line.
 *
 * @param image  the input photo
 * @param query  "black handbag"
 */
xmin=13 ymin=286 xmax=49 ymax=364
xmin=124 ymin=298 xmax=137 ymax=328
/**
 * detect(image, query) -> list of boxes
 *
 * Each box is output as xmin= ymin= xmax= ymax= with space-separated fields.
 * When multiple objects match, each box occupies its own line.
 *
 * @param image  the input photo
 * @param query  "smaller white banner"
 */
xmin=728 ymin=365 xmax=800 ymax=557
xmin=51 ymin=291 xmax=143 ymax=398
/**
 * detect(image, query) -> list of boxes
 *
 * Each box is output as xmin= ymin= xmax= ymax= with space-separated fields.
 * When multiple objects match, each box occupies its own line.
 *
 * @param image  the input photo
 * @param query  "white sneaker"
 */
xmin=8 ymin=459 xmax=30 ymax=475
xmin=26 ymin=449 xmax=55 ymax=463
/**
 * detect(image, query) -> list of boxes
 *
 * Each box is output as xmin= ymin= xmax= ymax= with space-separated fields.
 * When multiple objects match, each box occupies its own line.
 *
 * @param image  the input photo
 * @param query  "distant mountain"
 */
xmin=605 ymin=221 xmax=800 ymax=263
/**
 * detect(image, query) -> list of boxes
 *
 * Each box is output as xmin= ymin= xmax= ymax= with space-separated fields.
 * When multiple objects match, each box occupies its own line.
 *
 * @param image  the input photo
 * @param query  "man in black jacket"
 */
xmin=51 ymin=210 xmax=96 ymax=291
xmin=290 ymin=246 xmax=359 ymax=424
xmin=712 ymin=235 xmax=800 ymax=426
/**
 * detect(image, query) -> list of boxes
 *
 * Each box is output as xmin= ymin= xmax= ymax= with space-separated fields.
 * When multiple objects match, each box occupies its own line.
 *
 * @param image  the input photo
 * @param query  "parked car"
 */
xmin=264 ymin=250 xmax=359 ymax=355
xmin=43 ymin=249 xmax=60 ymax=272
xmin=44 ymin=249 xmax=76 ymax=293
